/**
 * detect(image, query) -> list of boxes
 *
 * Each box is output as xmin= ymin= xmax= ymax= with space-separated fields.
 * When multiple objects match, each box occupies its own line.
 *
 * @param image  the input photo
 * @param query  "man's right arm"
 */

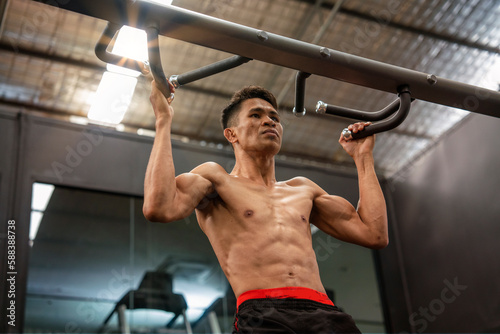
xmin=143 ymin=81 xmax=213 ymax=223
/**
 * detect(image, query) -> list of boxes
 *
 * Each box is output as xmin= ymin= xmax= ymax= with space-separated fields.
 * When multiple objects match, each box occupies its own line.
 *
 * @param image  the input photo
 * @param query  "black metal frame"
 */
xmin=96 ymin=23 xmax=252 ymax=102
xmin=36 ymin=0 xmax=500 ymax=138
xmin=316 ymin=98 xmax=402 ymax=121
xmin=145 ymin=25 xmax=174 ymax=100
xmin=293 ymin=71 xmax=311 ymax=117
xmin=170 ymin=55 xmax=252 ymax=88
xmin=337 ymin=86 xmax=412 ymax=140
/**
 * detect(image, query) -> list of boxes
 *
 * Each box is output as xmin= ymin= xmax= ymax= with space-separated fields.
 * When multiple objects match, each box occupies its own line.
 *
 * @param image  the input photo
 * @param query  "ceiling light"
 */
xmin=89 ymin=25 xmax=147 ymax=124
xmin=107 ymin=25 xmax=148 ymax=77
xmin=88 ymin=71 xmax=137 ymax=125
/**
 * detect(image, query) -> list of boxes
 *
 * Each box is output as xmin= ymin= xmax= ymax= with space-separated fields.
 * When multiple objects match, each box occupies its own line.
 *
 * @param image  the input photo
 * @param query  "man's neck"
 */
xmin=231 ymin=150 xmax=276 ymax=186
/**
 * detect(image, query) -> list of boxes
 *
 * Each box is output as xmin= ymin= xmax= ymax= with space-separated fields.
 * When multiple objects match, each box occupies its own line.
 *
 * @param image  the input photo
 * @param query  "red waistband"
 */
xmin=236 ymin=287 xmax=334 ymax=309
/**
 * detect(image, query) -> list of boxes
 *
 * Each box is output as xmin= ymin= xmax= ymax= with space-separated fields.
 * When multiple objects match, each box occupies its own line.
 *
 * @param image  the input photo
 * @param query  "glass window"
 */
xmin=24 ymin=183 xmax=229 ymax=333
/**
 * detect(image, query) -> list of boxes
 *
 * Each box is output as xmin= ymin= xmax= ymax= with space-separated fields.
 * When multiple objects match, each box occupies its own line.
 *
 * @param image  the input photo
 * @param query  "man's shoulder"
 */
xmin=190 ymin=162 xmax=228 ymax=180
xmin=283 ymin=177 xmax=326 ymax=196
xmin=284 ymin=176 xmax=313 ymax=186
xmin=284 ymin=176 xmax=317 ymax=187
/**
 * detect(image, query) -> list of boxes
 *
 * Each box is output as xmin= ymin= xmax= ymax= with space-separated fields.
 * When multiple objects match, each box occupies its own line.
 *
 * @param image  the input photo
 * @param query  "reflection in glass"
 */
xmin=24 ymin=184 xmax=230 ymax=333
xmin=29 ymin=183 xmax=55 ymax=246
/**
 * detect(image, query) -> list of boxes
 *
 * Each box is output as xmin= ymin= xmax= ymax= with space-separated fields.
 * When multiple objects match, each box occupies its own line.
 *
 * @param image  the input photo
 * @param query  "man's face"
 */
xmin=226 ymin=98 xmax=283 ymax=155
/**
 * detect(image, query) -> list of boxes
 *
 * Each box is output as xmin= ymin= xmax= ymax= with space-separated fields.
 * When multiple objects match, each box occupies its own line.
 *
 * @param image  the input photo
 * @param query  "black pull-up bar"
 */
xmin=169 ymin=56 xmax=252 ymax=88
xmin=293 ymin=72 xmax=311 ymax=117
xmin=145 ymin=25 xmax=174 ymax=101
xmin=42 ymin=0 xmax=500 ymax=139
xmin=336 ymin=86 xmax=412 ymax=140
xmin=316 ymin=98 xmax=401 ymax=122
xmin=96 ymin=22 xmax=251 ymax=100
xmin=95 ymin=22 xmax=174 ymax=100
xmin=38 ymin=0 xmax=500 ymax=119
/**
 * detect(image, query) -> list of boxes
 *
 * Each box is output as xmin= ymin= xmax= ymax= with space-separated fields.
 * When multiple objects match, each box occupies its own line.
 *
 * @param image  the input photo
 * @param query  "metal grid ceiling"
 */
xmin=0 ymin=0 xmax=499 ymax=176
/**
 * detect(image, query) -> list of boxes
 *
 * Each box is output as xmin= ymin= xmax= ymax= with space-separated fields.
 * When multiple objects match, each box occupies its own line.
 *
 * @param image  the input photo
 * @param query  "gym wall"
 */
xmin=381 ymin=113 xmax=500 ymax=333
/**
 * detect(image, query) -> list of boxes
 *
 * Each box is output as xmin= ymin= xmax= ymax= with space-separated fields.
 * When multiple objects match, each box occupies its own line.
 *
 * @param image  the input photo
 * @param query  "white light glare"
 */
xmin=30 ymin=183 xmax=55 ymax=244
xmin=174 ymin=282 xmax=224 ymax=309
xmin=486 ymin=57 xmax=500 ymax=91
xmin=112 ymin=26 xmax=148 ymax=61
xmin=32 ymin=183 xmax=55 ymax=211
xmin=107 ymin=25 xmax=148 ymax=77
xmin=88 ymin=71 xmax=137 ymax=125
xmin=30 ymin=211 xmax=43 ymax=242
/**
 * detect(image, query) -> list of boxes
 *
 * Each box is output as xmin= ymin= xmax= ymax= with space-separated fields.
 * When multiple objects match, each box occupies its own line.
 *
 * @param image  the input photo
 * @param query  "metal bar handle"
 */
xmin=95 ymin=22 xmax=149 ymax=74
xmin=316 ymin=97 xmax=401 ymax=121
xmin=293 ymin=71 xmax=311 ymax=117
xmin=169 ymin=55 xmax=252 ymax=88
xmin=341 ymin=86 xmax=412 ymax=140
xmin=46 ymin=0 xmax=500 ymax=117
xmin=145 ymin=25 xmax=174 ymax=100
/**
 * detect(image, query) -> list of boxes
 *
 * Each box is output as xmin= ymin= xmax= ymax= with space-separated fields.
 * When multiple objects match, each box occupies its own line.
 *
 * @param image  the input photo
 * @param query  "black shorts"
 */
xmin=233 ymin=287 xmax=361 ymax=334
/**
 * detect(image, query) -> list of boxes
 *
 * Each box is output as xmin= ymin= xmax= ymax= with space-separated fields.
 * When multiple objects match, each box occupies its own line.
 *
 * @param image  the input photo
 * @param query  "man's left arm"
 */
xmin=310 ymin=122 xmax=388 ymax=249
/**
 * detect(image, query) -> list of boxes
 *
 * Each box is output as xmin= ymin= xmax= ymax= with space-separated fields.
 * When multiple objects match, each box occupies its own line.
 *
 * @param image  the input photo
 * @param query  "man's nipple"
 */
xmin=244 ymin=210 xmax=254 ymax=218
xmin=301 ymin=215 xmax=307 ymax=223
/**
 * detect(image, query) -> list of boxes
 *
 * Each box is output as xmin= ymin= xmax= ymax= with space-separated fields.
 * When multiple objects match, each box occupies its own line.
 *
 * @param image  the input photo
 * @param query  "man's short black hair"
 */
xmin=221 ymin=86 xmax=278 ymax=129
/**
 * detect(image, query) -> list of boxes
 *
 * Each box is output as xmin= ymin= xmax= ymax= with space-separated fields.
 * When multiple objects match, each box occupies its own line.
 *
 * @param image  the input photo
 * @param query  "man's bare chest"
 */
xmin=212 ymin=180 xmax=314 ymax=218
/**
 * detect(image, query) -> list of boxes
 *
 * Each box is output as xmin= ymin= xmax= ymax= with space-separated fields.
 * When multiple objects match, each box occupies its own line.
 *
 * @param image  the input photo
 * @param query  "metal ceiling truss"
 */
xmin=32 ymin=0 xmax=500 ymax=140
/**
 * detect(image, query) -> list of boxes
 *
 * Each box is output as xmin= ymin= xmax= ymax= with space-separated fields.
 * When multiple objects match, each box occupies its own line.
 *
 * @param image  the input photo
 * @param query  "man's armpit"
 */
xmin=196 ymin=189 xmax=219 ymax=210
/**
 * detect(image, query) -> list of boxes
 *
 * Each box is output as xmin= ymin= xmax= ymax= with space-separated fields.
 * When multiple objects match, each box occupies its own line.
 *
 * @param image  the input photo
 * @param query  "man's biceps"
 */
xmin=315 ymin=194 xmax=353 ymax=212
xmin=174 ymin=189 xmax=204 ymax=214
xmin=177 ymin=181 xmax=210 ymax=201
xmin=177 ymin=172 xmax=210 ymax=190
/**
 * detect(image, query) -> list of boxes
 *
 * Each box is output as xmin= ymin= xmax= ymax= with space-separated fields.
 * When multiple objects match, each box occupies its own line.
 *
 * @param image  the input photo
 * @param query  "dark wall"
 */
xmin=382 ymin=113 xmax=500 ymax=333
xmin=0 ymin=110 xmax=18 ymax=233
xmin=1 ymin=110 xmax=374 ymax=333
xmin=0 ymin=110 xmax=20 ymax=331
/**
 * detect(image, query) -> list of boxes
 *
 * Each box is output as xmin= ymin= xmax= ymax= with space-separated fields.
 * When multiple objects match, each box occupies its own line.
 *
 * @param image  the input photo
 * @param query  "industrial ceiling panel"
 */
xmin=0 ymin=0 xmax=498 ymax=177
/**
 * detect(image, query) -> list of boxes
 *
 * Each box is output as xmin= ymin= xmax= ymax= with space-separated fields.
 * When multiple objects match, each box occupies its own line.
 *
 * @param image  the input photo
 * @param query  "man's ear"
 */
xmin=224 ymin=127 xmax=238 ymax=144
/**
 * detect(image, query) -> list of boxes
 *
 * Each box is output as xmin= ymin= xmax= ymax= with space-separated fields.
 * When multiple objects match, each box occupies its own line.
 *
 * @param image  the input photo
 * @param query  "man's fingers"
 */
xmin=167 ymin=80 xmax=176 ymax=94
xmin=151 ymin=79 xmax=176 ymax=105
xmin=348 ymin=121 xmax=372 ymax=133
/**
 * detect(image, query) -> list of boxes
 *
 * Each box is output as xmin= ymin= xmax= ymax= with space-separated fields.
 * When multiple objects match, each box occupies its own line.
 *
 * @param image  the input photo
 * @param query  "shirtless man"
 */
xmin=143 ymin=81 xmax=388 ymax=333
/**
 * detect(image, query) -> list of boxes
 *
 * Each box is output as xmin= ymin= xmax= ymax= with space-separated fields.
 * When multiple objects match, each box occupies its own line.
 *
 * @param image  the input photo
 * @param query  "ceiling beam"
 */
xmin=0 ymin=41 xmax=105 ymax=71
xmin=264 ymin=0 xmax=327 ymax=89
xmin=0 ymin=39 xmax=432 ymax=141
xmin=0 ymin=46 xmax=432 ymax=142
xmin=293 ymin=0 xmax=500 ymax=55
xmin=31 ymin=0 xmax=500 ymax=119
xmin=276 ymin=0 xmax=346 ymax=106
